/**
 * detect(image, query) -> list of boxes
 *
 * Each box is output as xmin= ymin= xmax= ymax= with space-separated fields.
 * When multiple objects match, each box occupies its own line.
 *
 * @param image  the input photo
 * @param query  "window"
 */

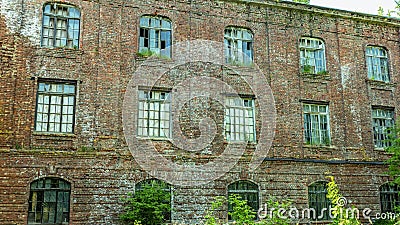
xmin=366 ymin=46 xmax=389 ymax=82
xmin=380 ymin=183 xmax=400 ymax=213
xmin=299 ymin=37 xmax=326 ymax=74
xmin=138 ymin=90 xmax=171 ymax=138
xmin=308 ymin=181 xmax=330 ymax=221
xmin=35 ymin=81 xmax=76 ymax=133
xmin=139 ymin=16 xmax=172 ymax=57
xmin=136 ymin=179 xmax=171 ymax=221
xmin=224 ymin=27 xmax=253 ymax=65
xmin=303 ymin=103 xmax=330 ymax=145
xmin=28 ymin=178 xmax=71 ymax=224
xmin=228 ymin=180 xmax=259 ymax=220
xmin=224 ymin=97 xmax=256 ymax=142
xmin=41 ymin=3 xmax=80 ymax=48
xmin=372 ymin=108 xmax=394 ymax=148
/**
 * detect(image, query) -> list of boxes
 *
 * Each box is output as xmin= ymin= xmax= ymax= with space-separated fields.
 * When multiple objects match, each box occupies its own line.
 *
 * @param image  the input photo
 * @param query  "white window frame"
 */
xmin=303 ymin=103 xmax=330 ymax=145
xmin=35 ymin=81 xmax=76 ymax=133
xmin=139 ymin=16 xmax=172 ymax=58
xmin=137 ymin=90 xmax=171 ymax=138
xmin=366 ymin=46 xmax=389 ymax=82
xmin=224 ymin=27 xmax=253 ymax=66
xmin=372 ymin=108 xmax=394 ymax=148
xmin=299 ymin=37 xmax=326 ymax=74
xmin=41 ymin=3 xmax=80 ymax=48
xmin=224 ymin=97 xmax=256 ymax=142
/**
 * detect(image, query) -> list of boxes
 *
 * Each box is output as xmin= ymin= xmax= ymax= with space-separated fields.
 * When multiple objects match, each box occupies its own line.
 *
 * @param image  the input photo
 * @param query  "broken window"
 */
xmin=28 ymin=178 xmax=70 ymax=224
xmin=372 ymin=108 xmax=394 ymax=148
xmin=303 ymin=103 xmax=330 ymax=145
xmin=137 ymin=90 xmax=171 ymax=138
xmin=299 ymin=37 xmax=326 ymax=74
xmin=224 ymin=26 xmax=253 ymax=66
xmin=366 ymin=46 xmax=389 ymax=82
xmin=35 ymin=81 xmax=76 ymax=133
xmin=228 ymin=180 xmax=259 ymax=220
xmin=224 ymin=97 xmax=256 ymax=142
xmin=380 ymin=183 xmax=400 ymax=213
xmin=308 ymin=181 xmax=330 ymax=221
xmin=41 ymin=3 xmax=80 ymax=48
xmin=139 ymin=16 xmax=172 ymax=57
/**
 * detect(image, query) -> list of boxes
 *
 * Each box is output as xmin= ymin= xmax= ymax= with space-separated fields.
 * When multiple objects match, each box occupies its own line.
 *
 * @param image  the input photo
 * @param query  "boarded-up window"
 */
xmin=28 ymin=178 xmax=71 ymax=224
xmin=42 ymin=3 xmax=80 ymax=48
xmin=35 ymin=81 xmax=76 ymax=133
xmin=224 ymin=97 xmax=256 ymax=142
xmin=138 ymin=90 xmax=171 ymax=138
xmin=224 ymin=27 xmax=253 ymax=66
xmin=139 ymin=16 xmax=172 ymax=57
xmin=366 ymin=46 xmax=389 ymax=82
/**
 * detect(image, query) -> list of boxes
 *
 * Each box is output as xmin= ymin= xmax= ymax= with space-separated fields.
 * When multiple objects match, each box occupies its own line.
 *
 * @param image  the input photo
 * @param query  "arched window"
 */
xmin=136 ymin=179 xmax=172 ymax=221
xmin=28 ymin=178 xmax=71 ymax=224
xmin=41 ymin=3 xmax=80 ymax=48
xmin=299 ymin=37 xmax=326 ymax=74
xmin=308 ymin=181 xmax=330 ymax=221
xmin=228 ymin=180 xmax=259 ymax=219
xmin=366 ymin=46 xmax=389 ymax=82
xmin=224 ymin=26 xmax=253 ymax=66
xmin=139 ymin=16 xmax=172 ymax=57
xmin=380 ymin=183 xmax=400 ymax=213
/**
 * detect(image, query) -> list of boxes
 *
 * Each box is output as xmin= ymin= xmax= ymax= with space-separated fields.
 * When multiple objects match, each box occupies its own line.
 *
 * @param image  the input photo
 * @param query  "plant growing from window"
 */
xmin=120 ymin=181 xmax=171 ymax=225
xmin=205 ymin=195 xmax=293 ymax=225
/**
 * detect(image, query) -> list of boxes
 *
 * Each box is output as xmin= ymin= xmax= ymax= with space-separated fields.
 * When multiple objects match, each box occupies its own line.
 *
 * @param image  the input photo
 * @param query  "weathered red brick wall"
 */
xmin=0 ymin=0 xmax=399 ymax=224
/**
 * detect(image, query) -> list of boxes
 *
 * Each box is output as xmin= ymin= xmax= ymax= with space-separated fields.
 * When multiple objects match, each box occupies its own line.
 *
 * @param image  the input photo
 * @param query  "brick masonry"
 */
xmin=0 ymin=0 xmax=399 ymax=224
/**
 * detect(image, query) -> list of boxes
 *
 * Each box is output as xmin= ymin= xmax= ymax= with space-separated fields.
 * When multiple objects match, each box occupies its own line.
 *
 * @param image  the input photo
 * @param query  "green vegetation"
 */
xmin=293 ymin=0 xmax=310 ymax=4
xmin=205 ymin=194 xmax=293 ymax=225
xmin=326 ymin=176 xmax=361 ymax=225
xmin=378 ymin=1 xmax=400 ymax=17
xmin=120 ymin=181 xmax=171 ymax=225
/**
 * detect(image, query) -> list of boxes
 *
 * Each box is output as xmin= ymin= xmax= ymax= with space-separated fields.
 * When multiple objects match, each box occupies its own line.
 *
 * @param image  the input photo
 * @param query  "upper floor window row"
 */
xmin=298 ymin=39 xmax=391 ymax=82
xmin=39 ymin=7 xmax=393 ymax=81
xmin=41 ymin=3 xmax=80 ymax=49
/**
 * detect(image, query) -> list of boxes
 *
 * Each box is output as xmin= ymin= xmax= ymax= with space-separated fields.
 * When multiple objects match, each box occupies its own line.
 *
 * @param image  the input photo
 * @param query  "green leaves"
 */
xmin=120 ymin=181 xmax=171 ymax=225
xmin=292 ymin=0 xmax=310 ymax=4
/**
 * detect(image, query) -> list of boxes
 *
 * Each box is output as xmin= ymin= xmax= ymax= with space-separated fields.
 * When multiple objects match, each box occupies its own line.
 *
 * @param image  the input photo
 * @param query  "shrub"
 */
xmin=120 ymin=181 xmax=171 ymax=225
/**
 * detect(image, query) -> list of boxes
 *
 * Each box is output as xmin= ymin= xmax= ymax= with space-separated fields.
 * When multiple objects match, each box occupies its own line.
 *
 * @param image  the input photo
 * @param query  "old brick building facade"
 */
xmin=1 ymin=0 xmax=400 ymax=224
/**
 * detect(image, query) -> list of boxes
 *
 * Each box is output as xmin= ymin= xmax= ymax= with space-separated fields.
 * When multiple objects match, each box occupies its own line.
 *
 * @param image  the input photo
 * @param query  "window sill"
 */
xmin=303 ymin=144 xmax=335 ymax=149
xmin=32 ymin=132 xmax=76 ymax=138
xmin=136 ymin=136 xmax=172 ymax=141
xmin=366 ymin=79 xmax=396 ymax=90
xmin=223 ymin=140 xmax=257 ymax=146
xmin=299 ymin=72 xmax=331 ymax=81
xmin=36 ymin=47 xmax=84 ymax=58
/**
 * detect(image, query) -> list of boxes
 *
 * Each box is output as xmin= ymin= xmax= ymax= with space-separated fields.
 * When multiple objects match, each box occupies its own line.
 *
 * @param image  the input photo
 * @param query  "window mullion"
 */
xmin=59 ymin=93 xmax=64 ymax=133
xmin=53 ymin=17 xmax=57 ymax=47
